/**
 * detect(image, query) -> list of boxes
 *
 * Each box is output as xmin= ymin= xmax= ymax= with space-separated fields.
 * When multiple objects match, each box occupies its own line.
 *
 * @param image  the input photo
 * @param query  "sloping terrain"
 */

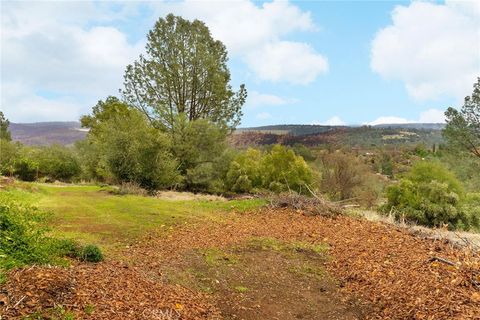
xmin=10 ymin=122 xmax=87 ymax=146
xmin=9 ymin=121 xmax=444 ymax=147
xmin=2 ymin=202 xmax=479 ymax=319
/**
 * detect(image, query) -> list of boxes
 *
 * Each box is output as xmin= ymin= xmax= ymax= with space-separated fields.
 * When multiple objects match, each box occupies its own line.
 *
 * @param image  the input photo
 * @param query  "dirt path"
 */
xmin=2 ymin=209 xmax=479 ymax=319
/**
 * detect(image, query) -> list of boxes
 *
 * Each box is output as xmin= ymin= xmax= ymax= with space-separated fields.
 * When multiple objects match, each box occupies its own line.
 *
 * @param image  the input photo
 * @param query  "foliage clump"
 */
xmin=226 ymin=145 xmax=313 ymax=194
xmin=0 ymin=194 xmax=103 ymax=280
xmin=317 ymin=151 xmax=383 ymax=207
xmin=79 ymin=244 xmax=104 ymax=263
xmin=384 ymin=161 xmax=478 ymax=230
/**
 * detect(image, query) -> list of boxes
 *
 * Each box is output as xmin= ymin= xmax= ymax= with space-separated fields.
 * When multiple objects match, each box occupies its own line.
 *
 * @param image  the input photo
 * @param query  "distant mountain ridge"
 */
xmin=237 ymin=123 xmax=445 ymax=136
xmin=9 ymin=121 xmax=445 ymax=146
xmin=10 ymin=121 xmax=87 ymax=146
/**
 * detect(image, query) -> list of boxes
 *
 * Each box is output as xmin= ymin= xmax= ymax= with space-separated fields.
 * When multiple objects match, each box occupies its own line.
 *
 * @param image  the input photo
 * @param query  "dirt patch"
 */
xmin=163 ymin=238 xmax=365 ymax=320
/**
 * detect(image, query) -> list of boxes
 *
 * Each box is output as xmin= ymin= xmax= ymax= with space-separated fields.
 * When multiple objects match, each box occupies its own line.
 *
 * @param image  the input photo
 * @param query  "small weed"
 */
xmin=0 ymin=270 xmax=6 ymax=285
xmin=201 ymin=248 xmax=238 ymax=266
xmin=247 ymin=237 xmax=283 ymax=251
xmin=288 ymin=264 xmax=325 ymax=280
xmin=79 ymin=245 xmax=103 ymax=263
xmin=289 ymin=241 xmax=329 ymax=255
xmin=248 ymin=237 xmax=329 ymax=256
xmin=234 ymin=285 xmax=248 ymax=293
xmin=83 ymin=304 xmax=95 ymax=315
xmin=23 ymin=305 xmax=75 ymax=320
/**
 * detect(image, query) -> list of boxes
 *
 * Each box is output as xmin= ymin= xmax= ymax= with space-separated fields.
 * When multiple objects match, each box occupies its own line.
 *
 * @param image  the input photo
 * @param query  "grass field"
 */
xmin=2 ymin=183 xmax=265 ymax=251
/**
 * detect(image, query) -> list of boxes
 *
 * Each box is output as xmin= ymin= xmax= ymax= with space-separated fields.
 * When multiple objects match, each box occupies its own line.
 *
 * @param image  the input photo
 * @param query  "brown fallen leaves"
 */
xmin=1 ymin=208 xmax=479 ymax=319
xmin=1 ymin=262 xmax=220 ymax=319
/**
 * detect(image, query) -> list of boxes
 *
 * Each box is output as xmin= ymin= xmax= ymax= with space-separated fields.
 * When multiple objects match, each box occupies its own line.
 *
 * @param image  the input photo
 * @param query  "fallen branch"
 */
xmin=428 ymin=256 xmax=456 ymax=266
xmin=11 ymin=295 xmax=26 ymax=309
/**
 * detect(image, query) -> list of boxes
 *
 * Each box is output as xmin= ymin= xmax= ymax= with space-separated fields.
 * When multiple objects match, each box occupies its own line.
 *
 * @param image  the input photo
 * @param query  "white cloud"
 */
xmin=371 ymin=1 xmax=480 ymax=101
xmin=366 ymin=108 xmax=446 ymax=125
xmin=312 ymin=116 xmax=346 ymax=126
xmin=152 ymin=0 xmax=328 ymax=84
xmin=1 ymin=1 xmax=144 ymax=122
xmin=247 ymin=91 xmax=289 ymax=108
xmin=418 ymin=108 xmax=446 ymax=123
xmin=256 ymin=112 xmax=272 ymax=120
xmin=366 ymin=116 xmax=412 ymax=126
xmin=1 ymin=0 xmax=328 ymax=122
xmin=246 ymin=41 xmax=328 ymax=84
xmin=1 ymin=83 xmax=83 ymax=122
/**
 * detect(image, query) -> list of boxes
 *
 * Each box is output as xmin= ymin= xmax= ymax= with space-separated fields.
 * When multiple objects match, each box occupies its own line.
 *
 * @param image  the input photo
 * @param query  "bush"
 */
xmin=93 ymin=108 xmax=180 ymax=190
xmin=319 ymin=151 xmax=381 ymax=204
xmin=79 ymin=244 xmax=103 ymax=263
xmin=0 ymin=139 xmax=18 ymax=176
xmin=226 ymin=148 xmax=263 ymax=193
xmin=226 ymin=145 xmax=314 ymax=194
xmin=37 ymin=145 xmax=81 ymax=181
xmin=384 ymin=162 xmax=477 ymax=230
xmin=14 ymin=157 xmax=39 ymax=181
xmin=262 ymin=145 xmax=313 ymax=193
xmin=0 ymin=196 xmax=50 ymax=269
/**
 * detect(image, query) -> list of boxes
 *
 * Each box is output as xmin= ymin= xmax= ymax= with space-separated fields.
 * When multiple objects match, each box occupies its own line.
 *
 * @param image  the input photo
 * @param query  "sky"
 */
xmin=1 ymin=0 xmax=479 ymax=127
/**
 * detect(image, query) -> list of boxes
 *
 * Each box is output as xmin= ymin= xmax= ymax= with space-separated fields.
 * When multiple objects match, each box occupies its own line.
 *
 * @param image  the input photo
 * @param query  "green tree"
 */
xmin=0 ymin=111 xmax=11 ymax=141
xmin=83 ymin=101 xmax=179 ymax=190
xmin=122 ymin=14 xmax=246 ymax=131
xmin=443 ymin=78 xmax=480 ymax=158
xmin=80 ymin=96 xmax=131 ymax=135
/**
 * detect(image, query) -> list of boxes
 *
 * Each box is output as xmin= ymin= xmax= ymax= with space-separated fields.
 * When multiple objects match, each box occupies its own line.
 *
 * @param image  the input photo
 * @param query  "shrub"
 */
xmin=384 ymin=162 xmax=477 ymax=230
xmin=14 ymin=157 xmax=39 ymax=181
xmin=319 ymin=151 xmax=381 ymax=204
xmin=93 ymin=108 xmax=180 ymax=190
xmin=291 ymin=143 xmax=316 ymax=162
xmin=80 ymin=244 xmax=103 ymax=263
xmin=226 ymin=148 xmax=263 ymax=193
xmin=37 ymin=145 xmax=81 ymax=181
xmin=0 ymin=196 xmax=50 ymax=269
xmin=261 ymin=145 xmax=313 ymax=193
xmin=226 ymin=145 xmax=313 ymax=194
xmin=0 ymin=139 xmax=18 ymax=176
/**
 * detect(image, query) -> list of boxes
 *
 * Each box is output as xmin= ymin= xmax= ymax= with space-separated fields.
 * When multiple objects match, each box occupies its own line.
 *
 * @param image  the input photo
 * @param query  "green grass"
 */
xmin=201 ymin=248 xmax=239 ymax=266
xmin=247 ymin=237 xmax=329 ymax=255
xmin=234 ymin=285 xmax=248 ymax=293
xmin=1 ymin=183 xmax=265 ymax=252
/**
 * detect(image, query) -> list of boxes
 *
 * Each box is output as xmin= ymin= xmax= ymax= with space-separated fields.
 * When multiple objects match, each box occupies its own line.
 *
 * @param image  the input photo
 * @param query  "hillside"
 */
xmin=231 ymin=124 xmax=445 ymax=147
xmin=10 ymin=122 xmax=87 ymax=146
xmin=8 ymin=121 xmax=445 ymax=147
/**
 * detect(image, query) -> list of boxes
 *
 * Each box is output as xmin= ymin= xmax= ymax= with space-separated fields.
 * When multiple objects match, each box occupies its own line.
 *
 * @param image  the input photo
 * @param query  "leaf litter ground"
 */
xmin=2 ymin=208 xmax=479 ymax=319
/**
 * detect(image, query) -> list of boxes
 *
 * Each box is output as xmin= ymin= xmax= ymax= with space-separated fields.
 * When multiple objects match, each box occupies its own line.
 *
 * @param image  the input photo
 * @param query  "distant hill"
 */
xmin=236 ymin=124 xmax=342 ymax=136
xmin=237 ymin=123 xmax=445 ymax=135
xmin=10 ymin=122 xmax=87 ymax=146
xmin=8 ymin=121 xmax=445 ymax=147
xmin=232 ymin=123 xmax=445 ymax=147
xmin=372 ymin=123 xmax=445 ymax=130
